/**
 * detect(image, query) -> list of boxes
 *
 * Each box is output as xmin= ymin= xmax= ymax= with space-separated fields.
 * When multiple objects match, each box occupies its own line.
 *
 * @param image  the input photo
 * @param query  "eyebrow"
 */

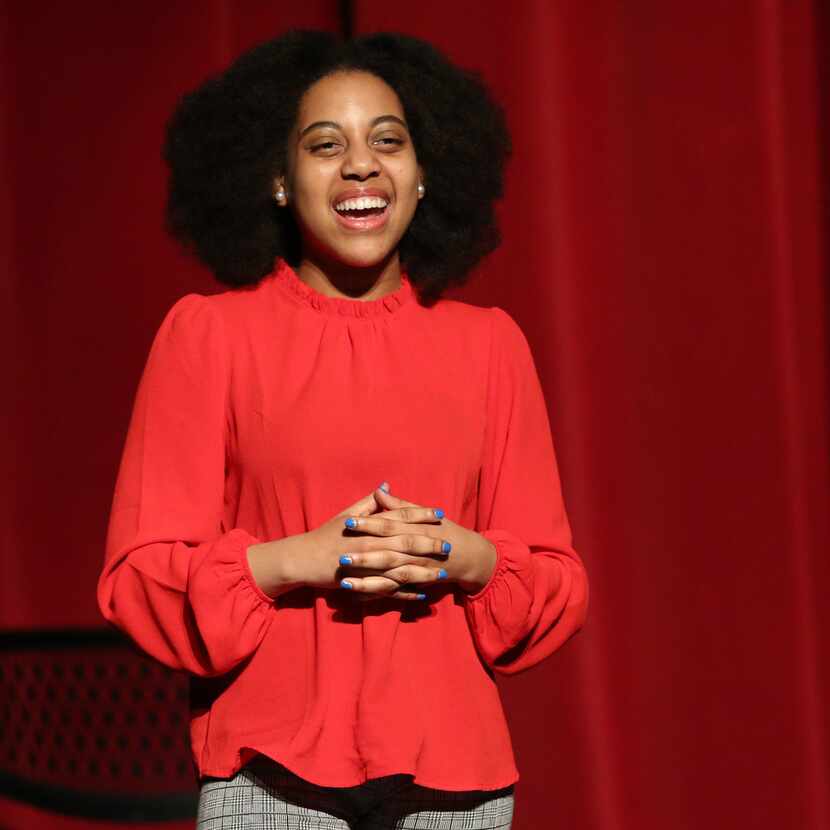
xmin=298 ymin=115 xmax=409 ymax=139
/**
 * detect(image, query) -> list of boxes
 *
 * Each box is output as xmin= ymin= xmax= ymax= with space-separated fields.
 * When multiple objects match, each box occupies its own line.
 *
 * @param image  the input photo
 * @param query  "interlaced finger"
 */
xmin=342 ymin=521 xmax=452 ymax=560
xmin=346 ymin=574 xmax=421 ymax=602
xmin=342 ymin=536 xmax=451 ymax=565
xmin=344 ymin=509 xmax=444 ymax=535
xmin=373 ymin=506 xmax=446 ymax=524
xmin=341 ymin=563 xmax=449 ymax=601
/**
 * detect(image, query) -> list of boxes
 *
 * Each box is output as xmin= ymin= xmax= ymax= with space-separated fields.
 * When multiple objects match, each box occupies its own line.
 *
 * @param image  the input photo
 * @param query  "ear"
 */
xmin=273 ymin=175 xmax=289 ymax=206
xmin=415 ymin=168 xmax=426 ymax=202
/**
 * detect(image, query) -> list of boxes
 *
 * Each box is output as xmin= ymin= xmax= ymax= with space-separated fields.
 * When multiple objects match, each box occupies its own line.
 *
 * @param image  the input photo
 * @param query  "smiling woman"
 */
xmin=274 ymin=70 xmax=423 ymax=291
xmin=161 ymin=30 xmax=510 ymax=304
xmin=98 ymin=29 xmax=588 ymax=830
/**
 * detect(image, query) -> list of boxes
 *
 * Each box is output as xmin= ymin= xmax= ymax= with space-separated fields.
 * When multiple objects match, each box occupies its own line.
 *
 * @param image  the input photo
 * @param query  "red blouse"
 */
xmin=97 ymin=257 xmax=589 ymax=791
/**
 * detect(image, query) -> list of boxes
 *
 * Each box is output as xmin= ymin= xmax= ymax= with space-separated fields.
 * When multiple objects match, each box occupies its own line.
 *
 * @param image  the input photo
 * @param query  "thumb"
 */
xmin=374 ymin=484 xmax=417 ymax=510
xmin=337 ymin=490 xmax=378 ymax=518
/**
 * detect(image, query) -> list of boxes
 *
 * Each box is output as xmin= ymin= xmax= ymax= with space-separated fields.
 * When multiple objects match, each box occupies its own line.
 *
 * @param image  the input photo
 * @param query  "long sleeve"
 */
xmin=464 ymin=306 xmax=589 ymax=675
xmin=97 ymin=293 xmax=276 ymax=677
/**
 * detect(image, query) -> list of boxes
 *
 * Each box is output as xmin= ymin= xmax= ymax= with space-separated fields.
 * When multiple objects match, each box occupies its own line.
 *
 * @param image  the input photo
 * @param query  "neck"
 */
xmin=297 ymin=251 xmax=402 ymax=302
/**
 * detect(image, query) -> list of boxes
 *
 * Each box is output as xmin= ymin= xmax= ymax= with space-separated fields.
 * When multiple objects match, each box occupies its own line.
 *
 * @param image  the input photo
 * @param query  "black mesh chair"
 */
xmin=0 ymin=628 xmax=199 ymax=821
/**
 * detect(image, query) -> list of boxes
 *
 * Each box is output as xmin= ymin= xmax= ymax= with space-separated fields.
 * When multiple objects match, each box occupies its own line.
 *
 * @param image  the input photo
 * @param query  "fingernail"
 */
xmin=340 ymin=579 xmax=353 ymax=589
xmin=378 ymin=481 xmax=390 ymax=493
xmin=433 ymin=508 xmax=445 ymax=519
xmin=437 ymin=569 xmax=448 ymax=580
xmin=344 ymin=518 xmax=358 ymax=529
xmin=339 ymin=555 xmax=353 ymax=565
xmin=441 ymin=541 xmax=452 ymax=554
xmin=416 ymin=593 xmax=427 ymax=600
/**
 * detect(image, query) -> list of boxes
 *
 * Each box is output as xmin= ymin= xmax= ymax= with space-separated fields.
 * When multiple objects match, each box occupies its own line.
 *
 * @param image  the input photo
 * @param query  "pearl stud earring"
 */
xmin=417 ymin=183 xmax=425 ymax=198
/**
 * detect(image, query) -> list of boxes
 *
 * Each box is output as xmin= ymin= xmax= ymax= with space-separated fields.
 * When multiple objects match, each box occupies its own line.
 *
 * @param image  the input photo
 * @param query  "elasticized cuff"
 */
xmin=462 ymin=529 xmax=533 ymax=604
xmin=222 ymin=527 xmax=275 ymax=608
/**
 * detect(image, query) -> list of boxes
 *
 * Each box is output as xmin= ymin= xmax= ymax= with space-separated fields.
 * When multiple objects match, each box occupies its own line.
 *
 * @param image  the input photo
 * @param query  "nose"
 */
xmin=340 ymin=141 xmax=381 ymax=180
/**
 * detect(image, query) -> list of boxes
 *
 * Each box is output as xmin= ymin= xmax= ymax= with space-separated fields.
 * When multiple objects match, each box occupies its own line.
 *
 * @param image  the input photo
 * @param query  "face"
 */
xmin=276 ymin=70 xmax=423 ymax=270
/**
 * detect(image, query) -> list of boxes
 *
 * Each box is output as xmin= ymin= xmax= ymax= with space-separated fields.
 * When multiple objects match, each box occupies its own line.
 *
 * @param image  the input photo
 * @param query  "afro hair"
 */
xmin=162 ymin=30 xmax=511 ymax=302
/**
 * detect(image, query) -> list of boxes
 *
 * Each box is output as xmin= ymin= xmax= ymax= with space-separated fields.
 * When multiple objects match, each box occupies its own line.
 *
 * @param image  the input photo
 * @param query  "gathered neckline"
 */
xmin=271 ymin=258 xmax=416 ymax=319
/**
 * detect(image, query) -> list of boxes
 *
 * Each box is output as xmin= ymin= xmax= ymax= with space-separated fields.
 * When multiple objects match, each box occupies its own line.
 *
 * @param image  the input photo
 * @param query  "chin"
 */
xmin=328 ymin=242 xmax=397 ymax=269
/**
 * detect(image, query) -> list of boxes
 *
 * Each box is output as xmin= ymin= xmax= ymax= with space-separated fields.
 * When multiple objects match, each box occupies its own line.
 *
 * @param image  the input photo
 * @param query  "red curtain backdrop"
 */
xmin=3 ymin=2 xmax=828 ymax=829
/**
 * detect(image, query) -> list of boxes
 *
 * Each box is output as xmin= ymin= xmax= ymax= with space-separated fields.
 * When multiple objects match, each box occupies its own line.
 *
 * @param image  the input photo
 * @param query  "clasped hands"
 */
xmin=336 ymin=483 xmax=497 ymax=603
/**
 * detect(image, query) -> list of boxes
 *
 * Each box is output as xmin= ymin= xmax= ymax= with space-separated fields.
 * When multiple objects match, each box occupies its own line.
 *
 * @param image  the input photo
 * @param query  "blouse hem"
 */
xmin=197 ymin=746 xmax=520 ymax=793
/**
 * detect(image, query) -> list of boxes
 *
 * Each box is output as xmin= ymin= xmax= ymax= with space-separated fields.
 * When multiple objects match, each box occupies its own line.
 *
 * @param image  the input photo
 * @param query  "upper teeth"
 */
xmin=334 ymin=196 xmax=388 ymax=211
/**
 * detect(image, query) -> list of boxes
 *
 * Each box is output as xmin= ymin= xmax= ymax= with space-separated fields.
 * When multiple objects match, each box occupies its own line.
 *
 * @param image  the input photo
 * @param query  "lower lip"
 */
xmin=332 ymin=203 xmax=391 ymax=231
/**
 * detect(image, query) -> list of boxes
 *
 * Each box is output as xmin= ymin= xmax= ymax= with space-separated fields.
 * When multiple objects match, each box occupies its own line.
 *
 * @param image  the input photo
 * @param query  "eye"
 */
xmin=375 ymin=137 xmax=404 ymax=147
xmin=310 ymin=141 xmax=340 ymax=153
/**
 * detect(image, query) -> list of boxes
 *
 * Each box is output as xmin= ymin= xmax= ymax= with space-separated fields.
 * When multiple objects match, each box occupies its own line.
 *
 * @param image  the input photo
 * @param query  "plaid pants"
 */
xmin=197 ymin=755 xmax=515 ymax=829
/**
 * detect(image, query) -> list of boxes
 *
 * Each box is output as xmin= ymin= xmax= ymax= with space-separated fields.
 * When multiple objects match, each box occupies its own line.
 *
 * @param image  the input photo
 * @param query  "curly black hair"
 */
xmin=162 ymin=30 xmax=511 ymax=302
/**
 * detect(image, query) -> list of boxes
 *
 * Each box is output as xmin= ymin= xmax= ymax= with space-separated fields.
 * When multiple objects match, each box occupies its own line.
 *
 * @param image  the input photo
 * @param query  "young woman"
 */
xmin=97 ymin=29 xmax=589 ymax=830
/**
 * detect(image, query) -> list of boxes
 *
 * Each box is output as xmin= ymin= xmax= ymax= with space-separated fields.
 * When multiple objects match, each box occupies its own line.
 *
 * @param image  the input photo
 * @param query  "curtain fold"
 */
xmin=350 ymin=1 xmax=828 ymax=828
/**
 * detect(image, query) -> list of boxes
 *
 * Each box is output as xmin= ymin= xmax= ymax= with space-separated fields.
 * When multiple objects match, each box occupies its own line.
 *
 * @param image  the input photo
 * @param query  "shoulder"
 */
xmin=154 ymin=293 xmax=226 ymax=354
xmin=160 ymin=279 xmax=266 ymax=339
xmin=427 ymin=297 xmax=527 ymax=337
xmin=484 ymin=306 xmax=539 ymax=383
xmin=488 ymin=305 xmax=529 ymax=347
xmin=162 ymin=291 xmax=215 ymax=325
xmin=420 ymin=294 xmax=493 ymax=332
xmin=415 ymin=297 xmax=533 ymax=363
xmin=150 ymin=290 xmax=247 ymax=368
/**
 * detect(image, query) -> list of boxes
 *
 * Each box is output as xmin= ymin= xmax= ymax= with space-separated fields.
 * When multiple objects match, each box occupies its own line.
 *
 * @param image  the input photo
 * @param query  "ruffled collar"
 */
xmin=271 ymin=258 xmax=416 ymax=319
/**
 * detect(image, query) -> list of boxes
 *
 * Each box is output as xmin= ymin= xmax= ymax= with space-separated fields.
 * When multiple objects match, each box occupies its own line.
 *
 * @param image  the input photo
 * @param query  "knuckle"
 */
xmin=385 ymin=537 xmax=401 ymax=554
xmin=394 ymin=569 xmax=410 ymax=586
xmin=421 ymin=535 xmax=437 ymax=552
xmin=380 ymin=575 xmax=401 ymax=591
xmin=386 ymin=551 xmax=403 ymax=568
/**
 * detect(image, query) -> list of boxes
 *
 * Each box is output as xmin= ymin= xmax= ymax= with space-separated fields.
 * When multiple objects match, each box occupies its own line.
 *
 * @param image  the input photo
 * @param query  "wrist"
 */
xmin=459 ymin=535 xmax=498 ymax=595
xmin=246 ymin=537 xmax=304 ymax=599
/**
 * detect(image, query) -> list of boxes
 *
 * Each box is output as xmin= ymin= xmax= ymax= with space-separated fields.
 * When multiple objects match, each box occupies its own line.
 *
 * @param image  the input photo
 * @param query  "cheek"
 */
xmin=292 ymin=174 xmax=333 ymax=226
xmin=388 ymin=165 xmax=420 ymax=209
xmin=391 ymin=159 xmax=419 ymax=187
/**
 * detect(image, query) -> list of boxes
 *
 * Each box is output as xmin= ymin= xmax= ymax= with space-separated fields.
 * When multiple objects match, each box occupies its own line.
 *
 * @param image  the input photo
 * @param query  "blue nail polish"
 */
xmin=434 ymin=508 xmax=445 ymax=519
xmin=416 ymin=593 xmax=427 ymax=600
xmin=441 ymin=541 xmax=452 ymax=554
xmin=344 ymin=518 xmax=357 ymax=529
xmin=378 ymin=481 xmax=390 ymax=493
xmin=340 ymin=579 xmax=353 ymax=589
xmin=437 ymin=569 xmax=448 ymax=580
xmin=340 ymin=555 xmax=352 ymax=565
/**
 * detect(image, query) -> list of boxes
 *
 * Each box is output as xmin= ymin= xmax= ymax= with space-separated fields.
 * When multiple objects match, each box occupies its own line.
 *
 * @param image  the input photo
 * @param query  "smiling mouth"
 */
xmin=332 ymin=202 xmax=391 ymax=231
